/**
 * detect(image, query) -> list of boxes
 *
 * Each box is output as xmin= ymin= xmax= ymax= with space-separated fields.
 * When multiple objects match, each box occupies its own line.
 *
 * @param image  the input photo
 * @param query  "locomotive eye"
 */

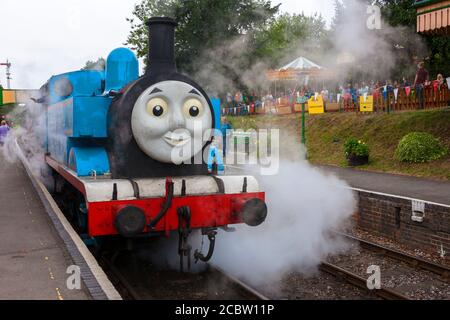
xmin=146 ymin=98 xmax=168 ymax=117
xmin=189 ymin=106 xmax=199 ymax=117
xmin=153 ymin=105 xmax=163 ymax=116
xmin=183 ymin=98 xmax=204 ymax=118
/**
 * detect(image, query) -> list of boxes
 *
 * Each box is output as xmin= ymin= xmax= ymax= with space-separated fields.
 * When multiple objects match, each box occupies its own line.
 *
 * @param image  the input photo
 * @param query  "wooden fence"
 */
xmin=223 ymin=85 xmax=450 ymax=116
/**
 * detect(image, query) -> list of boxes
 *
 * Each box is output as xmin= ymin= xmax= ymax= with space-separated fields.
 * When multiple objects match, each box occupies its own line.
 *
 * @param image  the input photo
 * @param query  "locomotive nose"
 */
xmin=240 ymin=198 xmax=268 ymax=227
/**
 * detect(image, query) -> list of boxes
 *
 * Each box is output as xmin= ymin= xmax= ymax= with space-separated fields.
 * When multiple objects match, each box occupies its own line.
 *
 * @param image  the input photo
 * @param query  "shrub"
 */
xmin=344 ymin=138 xmax=369 ymax=157
xmin=395 ymin=132 xmax=448 ymax=163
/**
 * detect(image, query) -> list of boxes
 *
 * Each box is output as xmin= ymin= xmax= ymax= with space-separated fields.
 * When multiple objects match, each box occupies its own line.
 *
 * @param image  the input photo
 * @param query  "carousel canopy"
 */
xmin=278 ymin=56 xmax=323 ymax=71
xmin=267 ymin=56 xmax=325 ymax=81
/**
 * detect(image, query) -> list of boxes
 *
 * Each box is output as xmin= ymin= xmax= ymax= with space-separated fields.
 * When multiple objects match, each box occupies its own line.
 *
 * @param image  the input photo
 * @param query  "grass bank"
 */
xmin=226 ymin=108 xmax=450 ymax=180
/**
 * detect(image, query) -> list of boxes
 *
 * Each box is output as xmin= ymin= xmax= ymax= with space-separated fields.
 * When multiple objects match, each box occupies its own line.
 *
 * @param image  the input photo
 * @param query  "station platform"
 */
xmin=0 ymin=152 xmax=90 ymax=299
xmin=317 ymin=165 xmax=450 ymax=206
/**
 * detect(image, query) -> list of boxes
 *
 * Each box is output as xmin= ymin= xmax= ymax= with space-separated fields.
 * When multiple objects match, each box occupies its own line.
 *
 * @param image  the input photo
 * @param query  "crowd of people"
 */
xmin=223 ymin=63 xmax=449 ymax=115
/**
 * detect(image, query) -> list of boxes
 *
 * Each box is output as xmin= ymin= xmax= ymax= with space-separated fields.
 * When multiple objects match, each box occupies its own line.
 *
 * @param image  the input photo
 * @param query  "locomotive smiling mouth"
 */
xmin=163 ymin=132 xmax=191 ymax=147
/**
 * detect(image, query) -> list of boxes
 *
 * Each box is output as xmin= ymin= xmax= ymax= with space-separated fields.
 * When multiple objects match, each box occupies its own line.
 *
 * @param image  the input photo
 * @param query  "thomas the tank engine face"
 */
xmin=131 ymin=80 xmax=212 ymax=164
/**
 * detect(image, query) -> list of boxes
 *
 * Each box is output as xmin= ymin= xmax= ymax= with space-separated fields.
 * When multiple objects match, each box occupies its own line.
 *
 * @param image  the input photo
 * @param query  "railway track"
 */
xmin=322 ymin=231 xmax=450 ymax=299
xmin=98 ymin=252 xmax=268 ymax=300
xmin=319 ymin=262 xmax=410 ymax=300
xmin=96 ymin=233 xmax=438 ymax=301
xmin=98 ymin=254 xmax=142 ymax=300
xmin=336 ymin=232 xmax=450 ymax=280
xmin=208 ymin=264 xmax=269 ymax=300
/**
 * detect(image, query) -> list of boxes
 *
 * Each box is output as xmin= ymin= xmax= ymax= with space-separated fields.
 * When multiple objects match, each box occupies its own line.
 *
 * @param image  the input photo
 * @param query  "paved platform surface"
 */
xmin=317 ymin=165 xmax=450 ymax=206
xmin=0 ymin=153 xmax=90 ymax=299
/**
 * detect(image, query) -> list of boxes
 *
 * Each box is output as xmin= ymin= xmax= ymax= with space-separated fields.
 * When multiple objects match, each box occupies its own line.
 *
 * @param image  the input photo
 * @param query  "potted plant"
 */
xmin=344 ymin=138 xmax=369 ymax=166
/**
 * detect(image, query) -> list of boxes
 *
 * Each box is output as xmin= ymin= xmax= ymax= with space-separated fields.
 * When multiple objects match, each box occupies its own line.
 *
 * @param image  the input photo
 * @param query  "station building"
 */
xmin=415 ymin=0 xmax=450 ymax=34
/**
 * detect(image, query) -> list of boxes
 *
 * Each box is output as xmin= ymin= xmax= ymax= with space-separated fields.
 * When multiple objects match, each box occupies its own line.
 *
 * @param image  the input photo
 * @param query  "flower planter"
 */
xmin=347 ymin=154 xmax=369 ymax=166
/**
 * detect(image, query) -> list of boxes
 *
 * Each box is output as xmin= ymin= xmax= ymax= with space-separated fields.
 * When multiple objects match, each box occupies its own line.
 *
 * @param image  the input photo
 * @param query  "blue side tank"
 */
xmin=46 ymin=48 xmax=139 ymax=176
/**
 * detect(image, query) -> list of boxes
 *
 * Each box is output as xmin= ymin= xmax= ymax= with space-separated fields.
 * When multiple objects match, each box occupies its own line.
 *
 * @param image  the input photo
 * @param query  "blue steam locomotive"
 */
xmin=35 ymin=17 xmax=267 ymax=268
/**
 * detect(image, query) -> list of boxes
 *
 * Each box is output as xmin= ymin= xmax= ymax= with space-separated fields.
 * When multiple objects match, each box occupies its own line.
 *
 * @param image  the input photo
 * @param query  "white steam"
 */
xmin=323 ymin=0 xmax=427 ymax=82
xmin=192 ymin=0 xmax=429 ymax=95
xmin=1 ymin=101 xmax=51 ymax=187
xmin=212 ymin=159 xmax=356 ymax=287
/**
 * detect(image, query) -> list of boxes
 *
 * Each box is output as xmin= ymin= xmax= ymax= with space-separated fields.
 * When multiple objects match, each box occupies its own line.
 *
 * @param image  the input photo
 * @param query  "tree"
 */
xmin=125 ymin=0 xmax=333 ymax=94
xmin=126 ymin=0 xmax=279 ymax=91
xmin=253 ymin=13 xmax=328 ymax=68
xmin=330 ymin=0 xmax=346 ymax=31
xmin=125 ymin=0 xmax=176 ymax=66
xmin=374 ymin=0 xmax=450 ymax=77
xmin=374 ymin=0 xmax=416 ymax=27
xmin=82 ymin=58 xmax=105 ymax=71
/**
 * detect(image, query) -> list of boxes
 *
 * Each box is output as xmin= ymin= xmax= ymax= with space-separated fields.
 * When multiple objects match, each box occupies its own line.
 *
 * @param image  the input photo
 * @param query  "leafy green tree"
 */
xmin=374 ymin=0 xmax=416 ymax=27
xmin=253 ymin=13 xmax=328 ymax=68
xmin=374 ymin=0 xmax=450 ymax=77
xmin=126 ymin=0 xmax=176 ymax=65
xmin=126 ymin=0 xmax=279 ymax=75
xmin=426 ymin=37 xmax=450 ymax=77
xmin=330 ymin=0 xmax=346 ymax=31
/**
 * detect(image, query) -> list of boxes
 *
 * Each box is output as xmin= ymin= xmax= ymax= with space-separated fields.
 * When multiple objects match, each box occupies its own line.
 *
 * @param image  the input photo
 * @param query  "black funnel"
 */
xmin=146 ymin=17 xmax=178 ymax=75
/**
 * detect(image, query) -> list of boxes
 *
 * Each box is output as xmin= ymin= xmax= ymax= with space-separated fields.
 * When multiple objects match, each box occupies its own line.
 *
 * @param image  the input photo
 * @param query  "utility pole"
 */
xmin=298 ymin=95 xmax=308 ymax=160
xmin=0 ymin=60 xmax=12 ymax=89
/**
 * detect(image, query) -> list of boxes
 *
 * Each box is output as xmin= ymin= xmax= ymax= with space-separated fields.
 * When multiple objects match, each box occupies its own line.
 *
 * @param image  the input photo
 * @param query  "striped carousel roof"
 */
xmin=415 ymin=0 xmax=450 ymax=34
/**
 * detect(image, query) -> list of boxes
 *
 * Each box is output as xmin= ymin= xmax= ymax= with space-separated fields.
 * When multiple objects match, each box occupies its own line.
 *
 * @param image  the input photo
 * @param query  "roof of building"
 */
xmin=414 ymin=0 xmax=446 ymax=8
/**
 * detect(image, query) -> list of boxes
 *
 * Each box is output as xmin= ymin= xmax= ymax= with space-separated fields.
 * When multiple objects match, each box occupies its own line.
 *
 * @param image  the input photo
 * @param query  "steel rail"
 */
xmin=319 ymin=262 xmax=410 ymax=300
xmin=208 ymin=264 xmax=269 ymax=300
xmin=99 ymin=255 xmax=142 ymax=300
xmin=336 ymin=232 xmax=450 ymax=280
xmin=99 ymin=257 xmax=269 ymax=300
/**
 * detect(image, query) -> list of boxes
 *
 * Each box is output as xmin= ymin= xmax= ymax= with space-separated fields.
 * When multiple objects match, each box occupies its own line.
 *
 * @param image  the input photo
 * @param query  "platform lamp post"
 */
xmin=298 ymin=96 xmax=308 ymax=144
xmin=0 ymin=60 xmax=12 ymax=89
xmin=301 ymin=102 xmax=306 ymax=144
xmin=298 ymin=95 xmax=308 ymax=159
xmin=387 ymin=92 xmax=391 ymax=114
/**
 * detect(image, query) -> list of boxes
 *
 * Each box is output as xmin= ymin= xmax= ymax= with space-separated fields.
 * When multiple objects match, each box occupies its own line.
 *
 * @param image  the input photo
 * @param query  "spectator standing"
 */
xmin=436 ymin=74 xmax=445 ymax=87
xmin=343 ymin=83 xmax=352 ymax=109
xmin=359 ymin=82 xmax=369 ymax=96
xmin=220 ymin=117 xmax=232 ymax=157
xmin=351 ymin=83 xmax=359 ymax=104
xmin=402 ymin=77 xmax=410 ymax=87
xmin=413 ymin=62 xmax=429 ymax=109
xmin=234 ymin=91 xmax=242 ymax=104
xmin=0 ymin=120 xmax=10 ymax=146
xmin=321 ymin=88 xmax=329 ymax=111
xmin=226 ymin=92 xmax=233 ymax=109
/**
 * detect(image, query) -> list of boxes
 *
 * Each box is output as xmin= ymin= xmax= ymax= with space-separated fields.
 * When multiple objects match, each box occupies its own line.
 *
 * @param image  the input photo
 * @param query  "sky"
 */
xmin=0 ymin=0 xmax=335 ymax=89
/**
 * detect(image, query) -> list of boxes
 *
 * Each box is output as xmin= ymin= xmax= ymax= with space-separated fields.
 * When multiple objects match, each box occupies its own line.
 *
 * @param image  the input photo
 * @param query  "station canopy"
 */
xmin=267 ymin=56 xmax=327 ymax=81
xmin=415 ymin=0 xmax=450 ymax=34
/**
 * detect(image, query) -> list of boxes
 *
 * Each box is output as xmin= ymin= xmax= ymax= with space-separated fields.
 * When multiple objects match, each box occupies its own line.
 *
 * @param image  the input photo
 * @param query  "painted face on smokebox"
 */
xmin=131 ymin=80 xmax=213 ymax=164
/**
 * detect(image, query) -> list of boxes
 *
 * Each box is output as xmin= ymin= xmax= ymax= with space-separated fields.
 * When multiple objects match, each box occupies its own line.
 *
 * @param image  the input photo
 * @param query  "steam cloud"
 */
xmin=1 ymin=101 xmax=52 ymax=189
xmin=322 ymin=0 xmax=427 ymax=82
xmin=192 ymin=0 xmax=428 ymax=96
xmin=211 ymin=157 xmax=356 ymax=288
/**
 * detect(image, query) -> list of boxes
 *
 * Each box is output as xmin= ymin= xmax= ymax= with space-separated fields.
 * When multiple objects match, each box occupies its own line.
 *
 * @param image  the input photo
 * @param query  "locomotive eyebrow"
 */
xmin=149 ymin=88 xmax=162 ymax=95
xmin=189 ymin=89 xmax=200 ymax=96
